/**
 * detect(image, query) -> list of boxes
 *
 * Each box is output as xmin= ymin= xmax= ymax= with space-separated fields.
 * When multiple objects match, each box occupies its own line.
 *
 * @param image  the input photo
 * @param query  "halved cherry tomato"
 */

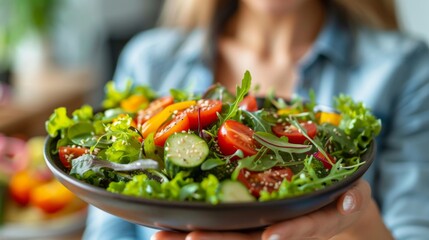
xmin=239 ymin=95 xmax=258 ymax=112
xmin=58 ymin=146 xmax=90 ymax=169
xmin=313 ymin=150 xmax=336 ymax=170
xmin=237 ymin=166 xmax=293 ymax=197
xmin=185 ymin=99 xmax=222 ymax=130
xmin=272 ymin=121 xmax=317 ymax=144
xmin=154 ymin=112 xmax=190 ymax=146
xmin=136 ymin=96 xmax=174 ymax=126
xmin=217 ymin=120 xmax=257 ymax=157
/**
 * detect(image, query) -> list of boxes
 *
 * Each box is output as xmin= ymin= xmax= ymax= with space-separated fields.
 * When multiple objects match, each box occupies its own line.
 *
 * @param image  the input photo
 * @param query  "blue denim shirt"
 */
xmin=84 ymin=9 xmax=429 ymax=240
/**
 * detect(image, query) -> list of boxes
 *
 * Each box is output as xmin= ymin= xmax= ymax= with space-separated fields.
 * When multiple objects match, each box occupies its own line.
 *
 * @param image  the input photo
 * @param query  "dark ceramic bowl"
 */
xmin=44 ymin=136 xmax=376 ymax=231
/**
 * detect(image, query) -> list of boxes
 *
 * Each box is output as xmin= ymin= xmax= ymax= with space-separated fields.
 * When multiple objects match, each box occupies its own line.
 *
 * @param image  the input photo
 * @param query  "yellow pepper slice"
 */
xmin=277 ymin=108 xmax=300 ymax=116
xmin=140 ymin=100 xmax=196 ymax=138
xmin=120 ymin=95 xmax=148 ymax=112
xmin=316 ymin=112 xmax=342 ymax=126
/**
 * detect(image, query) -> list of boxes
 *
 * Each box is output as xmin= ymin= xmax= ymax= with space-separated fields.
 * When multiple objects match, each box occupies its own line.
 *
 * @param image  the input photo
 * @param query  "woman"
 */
xmin=84 ymin=0 xmax=429 ymax=239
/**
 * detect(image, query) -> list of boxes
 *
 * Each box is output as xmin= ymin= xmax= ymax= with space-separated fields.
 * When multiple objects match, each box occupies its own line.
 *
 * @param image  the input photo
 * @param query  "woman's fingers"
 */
xmin=185 ymin=231 xmax=261 ymax=240
xmin=151 ymin=231 xmax=186 ymax=240
xmin=262 ymin=179 xmax=372 ymax=240
xmin=151 ymin=230 xmax=261 ymax=240
xmin=152 ymin=180 xmax=372 ymax=240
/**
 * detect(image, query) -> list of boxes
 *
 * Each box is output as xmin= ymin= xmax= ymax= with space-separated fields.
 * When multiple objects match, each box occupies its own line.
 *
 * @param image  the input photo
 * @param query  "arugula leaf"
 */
xmin=288 ymin=117 xmax=334 ymax=167
xmin=254 ymin=132 xmax=313 ymax=154
xmin=202 ymin=83 xmax=236 ymax=103
xmin=221 ymin=71 xmax=252 ymax=123
xmin=318 ymin=124 xmax=358 ymax=156
xmin=234 ymin=152 xmax=278 ymax=173
xmin=241 ymin=110 xmax=271 ymax=132
xmin=201 ymin=158 xmax=225 ymax=171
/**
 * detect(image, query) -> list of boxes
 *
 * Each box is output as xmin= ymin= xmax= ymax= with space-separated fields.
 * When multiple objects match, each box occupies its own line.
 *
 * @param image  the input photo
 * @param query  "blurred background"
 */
xmin=0 ymin=0 xmax=427 ymax=239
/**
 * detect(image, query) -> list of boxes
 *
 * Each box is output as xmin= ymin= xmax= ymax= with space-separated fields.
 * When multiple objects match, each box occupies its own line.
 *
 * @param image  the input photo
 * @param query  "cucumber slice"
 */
xmin=164 ymin=133 xmax=209 ymax=177
xmin=219 ymin=180 xmax=255 ymax=203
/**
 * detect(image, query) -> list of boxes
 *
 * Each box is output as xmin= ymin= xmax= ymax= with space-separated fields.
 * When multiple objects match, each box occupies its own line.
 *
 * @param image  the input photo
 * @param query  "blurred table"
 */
xmin=0 ymin=68 xmax=96 ymax=240
xmin=0 ymin=68 xmax=97 ymax=136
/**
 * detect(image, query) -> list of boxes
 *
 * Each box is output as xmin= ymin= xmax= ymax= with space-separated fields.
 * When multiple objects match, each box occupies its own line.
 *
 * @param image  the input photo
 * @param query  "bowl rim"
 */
xmin=44 ymin=135 xmax=376 ymax=210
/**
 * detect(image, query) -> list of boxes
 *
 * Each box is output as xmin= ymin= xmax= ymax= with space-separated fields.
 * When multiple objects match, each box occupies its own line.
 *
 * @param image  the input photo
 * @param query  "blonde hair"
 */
xmin=159 ymin=0 xmax=398 ymax=30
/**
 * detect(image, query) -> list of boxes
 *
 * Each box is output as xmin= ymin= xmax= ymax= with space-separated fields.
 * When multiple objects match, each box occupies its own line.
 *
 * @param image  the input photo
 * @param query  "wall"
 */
xmin=396 ymin=0 xmax=429 ymax=43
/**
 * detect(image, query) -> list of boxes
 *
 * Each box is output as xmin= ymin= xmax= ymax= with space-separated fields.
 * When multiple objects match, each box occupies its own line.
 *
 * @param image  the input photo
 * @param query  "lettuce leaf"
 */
xmin=335 ymin=95 xmax=381 ymax=149
xmin=45 ymin=107 xmax=75 ymax=137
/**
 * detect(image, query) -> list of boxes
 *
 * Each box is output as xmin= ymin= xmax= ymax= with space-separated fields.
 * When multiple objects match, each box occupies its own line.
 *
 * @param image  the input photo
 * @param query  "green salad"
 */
xmin=45 ymin=71 xmax=381 ymax=204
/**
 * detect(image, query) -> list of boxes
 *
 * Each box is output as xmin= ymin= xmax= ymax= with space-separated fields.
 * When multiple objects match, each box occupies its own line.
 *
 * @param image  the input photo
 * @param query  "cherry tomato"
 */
xmin=239 ymin=95 xmax=258 ymax=112
xmin=313 ymin=150 xmax=336 ymax=170
xmin=272 ymin=121 xmax=317 ymax=144
xmin=30 ymin=180 xmax=75 ymax=214
xmin=185 ymin=99 xmax=223 ymax=130
xmin=8 ymin=170 xmax=47 ymax=205
xmin=217 ymin=120 xmax=257 ymax=157
xmin=154 ymin=112 xmax=190 ymax=146
xmin=237 ymin=166 xmax=293 ymax=197
xmin=58 ymin=146 xmax=90 ymax=169
xmin=136 ymin=96 xmax=174 ymax=126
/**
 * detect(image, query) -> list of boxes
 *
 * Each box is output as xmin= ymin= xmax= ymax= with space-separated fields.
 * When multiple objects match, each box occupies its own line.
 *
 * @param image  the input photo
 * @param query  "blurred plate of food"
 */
xmin=0 ymin=135 xmax=87 ymax=240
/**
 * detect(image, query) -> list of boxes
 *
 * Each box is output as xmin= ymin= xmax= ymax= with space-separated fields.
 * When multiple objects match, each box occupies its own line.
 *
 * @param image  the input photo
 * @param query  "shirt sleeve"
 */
xmin=82 ymin=206 xmax=138 ymax=240
xmin=377 ymin=40 xmax=429 ymax=239
xmin=112 ymin=31 xmax=153 ymax=90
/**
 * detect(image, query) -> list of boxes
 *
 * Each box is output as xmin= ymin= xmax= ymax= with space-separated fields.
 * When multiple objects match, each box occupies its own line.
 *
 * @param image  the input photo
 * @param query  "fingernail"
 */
xmin=342 ymin=193 xmax=355 ymax=213
xmin=268 ymin=234 xmax=281 ymax=240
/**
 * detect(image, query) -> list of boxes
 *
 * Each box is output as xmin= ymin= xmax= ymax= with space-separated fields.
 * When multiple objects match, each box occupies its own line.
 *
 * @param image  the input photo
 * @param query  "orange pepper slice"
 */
xmin=140 ymin=100 xmax=196 ymax=138
xmin=120 ymin=95 xmax=148 ymax=112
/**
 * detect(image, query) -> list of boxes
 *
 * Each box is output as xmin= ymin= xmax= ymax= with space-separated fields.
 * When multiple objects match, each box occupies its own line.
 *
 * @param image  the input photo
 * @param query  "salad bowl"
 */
xmin=44 ymin=135 xmax=376 ymax=231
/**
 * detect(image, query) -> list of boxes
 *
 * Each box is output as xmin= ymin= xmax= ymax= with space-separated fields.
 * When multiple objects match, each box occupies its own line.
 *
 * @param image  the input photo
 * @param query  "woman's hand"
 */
xmin=151 ymin=179 xmax=392 ymax=240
